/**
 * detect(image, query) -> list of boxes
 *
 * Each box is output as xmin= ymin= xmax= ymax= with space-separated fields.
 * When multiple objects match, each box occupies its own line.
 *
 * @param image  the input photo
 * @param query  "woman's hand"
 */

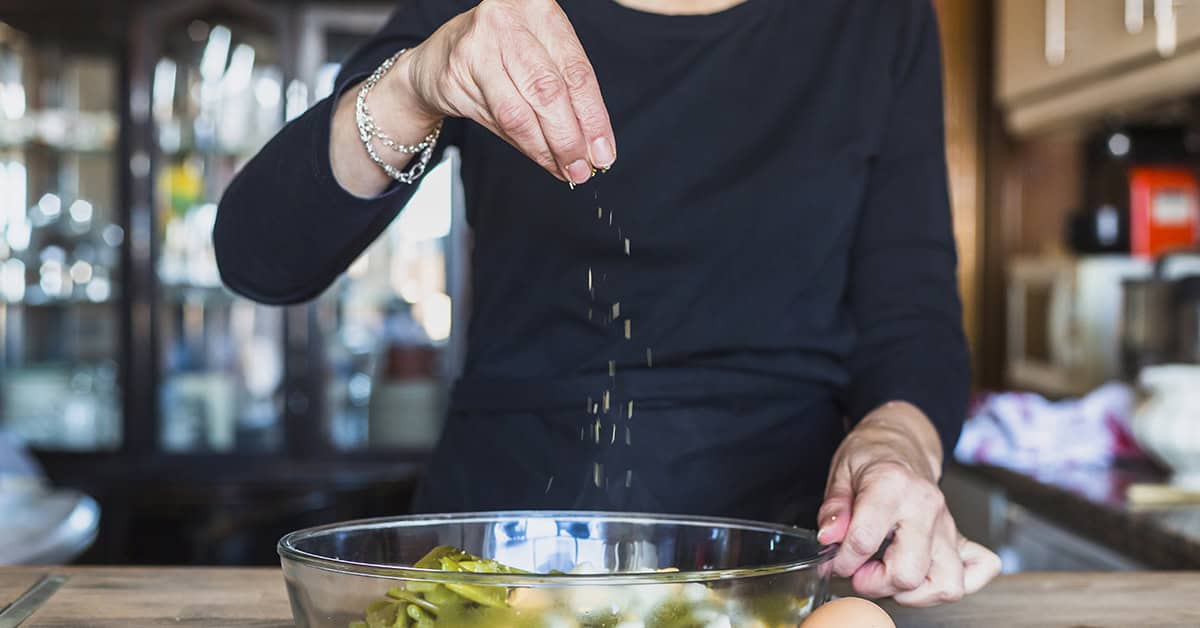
xmin=406 ymin=0 xmax=615 ymax=184
xmin=816 ymin=402 xmax=1001 ymax=607
xmin=332 ymin=0 xmax=615 ymax=196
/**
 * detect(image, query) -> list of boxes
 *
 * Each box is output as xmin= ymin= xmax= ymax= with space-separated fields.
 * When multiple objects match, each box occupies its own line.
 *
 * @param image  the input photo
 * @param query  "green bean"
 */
xmin=386 ymin=587 xmax=439 ymax=614
xmin=423 ymin=584 xmax=460 ymax=607
xmin=444 ymin=582 xmax=507 ymax=608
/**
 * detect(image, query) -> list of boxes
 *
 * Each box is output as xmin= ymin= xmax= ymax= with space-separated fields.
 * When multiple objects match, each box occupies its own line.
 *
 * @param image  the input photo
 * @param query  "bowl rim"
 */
xmin=277 ymin=510 xmax=839 ymax=585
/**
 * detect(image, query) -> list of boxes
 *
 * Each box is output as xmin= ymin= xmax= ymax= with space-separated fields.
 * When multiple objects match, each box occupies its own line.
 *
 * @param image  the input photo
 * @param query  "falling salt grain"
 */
xmin=612 ymin=302 xmax=621 ymax=319
xmin=624 ymin=239 xmax=630 ymax=256
xmin=603 ymin=390 xmax=610 ymax=412
xmin=593 ymin=462 xmax=603 ymax=488
xmin=608 ymin=360 xmax=616 ymax=377
xmin=545 ymin=476 xmax=554 ymax=493
xmin=625 ymin=470 xmax=633 ymax=488
xmin=587 ymin=268 xmax=593 ymax=294
xmin=627 ymin=401 xmax=634 ymax=419
xmin=646 ymin=348 xmax=653 ymax=367
xmin=594 ymin=418 xmax=602 ymax=443
xmin=625 ymin=426 xmax=631 ymax=445
xmin=610 ymin=423 xmax=617 ymax=445
xmin=598 ymin=207 xmax=603 ymax=220
xmin=624 ymin=319 xmax=631 ymax=339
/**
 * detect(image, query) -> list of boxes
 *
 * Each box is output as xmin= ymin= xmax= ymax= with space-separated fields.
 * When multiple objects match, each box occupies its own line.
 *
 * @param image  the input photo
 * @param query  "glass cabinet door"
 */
xmin=297 ymin=7 xmax=469 ymax=452
xmin=145 ymin=7 xmax=288 ymax=453
xmin=0 ymin=26 xmax=123 ymax=451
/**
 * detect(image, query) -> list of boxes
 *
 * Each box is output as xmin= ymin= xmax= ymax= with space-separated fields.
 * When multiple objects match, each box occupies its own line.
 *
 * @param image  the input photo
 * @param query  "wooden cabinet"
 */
xmin=996 ymin=0 xmax=1200 ymax=135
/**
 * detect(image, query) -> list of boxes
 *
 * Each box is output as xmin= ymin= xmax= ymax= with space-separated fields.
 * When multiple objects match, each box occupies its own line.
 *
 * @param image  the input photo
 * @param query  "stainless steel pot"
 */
xmin=1122 ymin=251 xmax=1200 ymax=379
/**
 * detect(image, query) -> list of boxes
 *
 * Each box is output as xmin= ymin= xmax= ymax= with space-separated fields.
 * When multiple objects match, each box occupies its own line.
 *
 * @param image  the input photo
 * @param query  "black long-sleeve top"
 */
xmin=215 ymin=0 xmax=969 ymax=519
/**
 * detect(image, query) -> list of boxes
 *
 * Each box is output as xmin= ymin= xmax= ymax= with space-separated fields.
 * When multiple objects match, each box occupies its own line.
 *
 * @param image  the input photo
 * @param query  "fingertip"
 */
xmin=817 ymin=514 xmax=848 ymax=545
xmin=589 ymin=136 xmax=615 ymax=170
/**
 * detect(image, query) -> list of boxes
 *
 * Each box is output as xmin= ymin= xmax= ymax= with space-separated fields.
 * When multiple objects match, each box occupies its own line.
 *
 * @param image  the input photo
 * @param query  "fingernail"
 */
xmin=590 ymin=137 xmax=615 ymax=169
xmin=565 ymin=160 xmax=592 ymax=185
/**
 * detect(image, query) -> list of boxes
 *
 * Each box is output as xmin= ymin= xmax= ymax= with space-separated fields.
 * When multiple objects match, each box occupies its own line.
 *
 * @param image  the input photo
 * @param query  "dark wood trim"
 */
xmin=979 ymin=0 xmax=1009 ymax=391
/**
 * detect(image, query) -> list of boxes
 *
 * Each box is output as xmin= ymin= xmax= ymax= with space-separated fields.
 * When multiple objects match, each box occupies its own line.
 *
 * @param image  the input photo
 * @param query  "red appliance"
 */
xmin=1129 ymin=167 xmax=1200 ymax=258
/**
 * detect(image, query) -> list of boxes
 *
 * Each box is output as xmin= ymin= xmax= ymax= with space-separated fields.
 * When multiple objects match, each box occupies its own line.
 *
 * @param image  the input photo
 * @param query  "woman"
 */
xmin=215 ymin=0 xmax=1000 ymax=606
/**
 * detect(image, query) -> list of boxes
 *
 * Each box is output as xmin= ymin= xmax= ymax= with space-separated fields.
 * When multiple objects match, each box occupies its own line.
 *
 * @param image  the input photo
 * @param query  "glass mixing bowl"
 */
xmin=279 ymin=511 xmax=837 ymax=628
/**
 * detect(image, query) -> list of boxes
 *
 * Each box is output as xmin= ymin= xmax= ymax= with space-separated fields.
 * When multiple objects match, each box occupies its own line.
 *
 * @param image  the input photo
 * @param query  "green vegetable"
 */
xmin=349 ymin=546 xmax=813 ymax=628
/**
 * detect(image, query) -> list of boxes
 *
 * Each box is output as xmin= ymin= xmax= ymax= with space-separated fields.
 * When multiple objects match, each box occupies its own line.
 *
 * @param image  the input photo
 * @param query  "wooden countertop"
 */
xmin=2 ymin=567 xmax=1200 ymax=627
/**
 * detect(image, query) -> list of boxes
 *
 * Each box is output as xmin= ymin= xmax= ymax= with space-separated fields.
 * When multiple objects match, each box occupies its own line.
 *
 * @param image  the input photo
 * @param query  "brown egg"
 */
xmin=801 ymin=597 xmax=896 ymax=628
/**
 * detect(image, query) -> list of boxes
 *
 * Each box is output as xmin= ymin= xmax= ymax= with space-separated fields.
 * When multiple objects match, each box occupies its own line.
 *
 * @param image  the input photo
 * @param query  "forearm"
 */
xmin=330 ymin=50 xmax=444 ymax=198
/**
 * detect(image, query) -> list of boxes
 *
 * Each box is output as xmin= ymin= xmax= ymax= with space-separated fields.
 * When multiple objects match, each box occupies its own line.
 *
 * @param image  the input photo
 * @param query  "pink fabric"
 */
xmin=955 ymin=383 xmax=1145 ymax=470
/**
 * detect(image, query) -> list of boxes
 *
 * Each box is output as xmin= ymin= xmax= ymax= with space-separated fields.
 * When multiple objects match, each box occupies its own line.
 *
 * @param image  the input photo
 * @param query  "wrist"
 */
xmin=378 ymin=46 xmax=445 ymax=135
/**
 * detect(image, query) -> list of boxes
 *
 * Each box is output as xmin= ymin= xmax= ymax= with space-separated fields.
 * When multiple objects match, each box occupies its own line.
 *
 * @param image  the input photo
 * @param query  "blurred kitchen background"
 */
xmin=2 ymin=0 xmax=1200 ymax=574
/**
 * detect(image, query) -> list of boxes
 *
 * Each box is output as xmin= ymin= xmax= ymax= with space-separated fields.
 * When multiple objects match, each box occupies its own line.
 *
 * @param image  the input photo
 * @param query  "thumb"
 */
xmin=816 ymin=470 xmax=853 ymax=545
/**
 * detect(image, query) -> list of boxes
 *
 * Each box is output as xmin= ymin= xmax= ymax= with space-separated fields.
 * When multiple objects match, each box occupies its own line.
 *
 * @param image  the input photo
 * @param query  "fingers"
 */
xmin=850 ymin=511 xmax=936 ymax=599
xmin=960 ymin=537 xmax=1002 ymax=594
xmin=500 ymin=30 xmax=592 ymax=185
xmin=889 ymin=513 xmax=965 ymax=607
xmin=535 ymin=9 xmax=616 ymax=170
xmin=473 ymin=67 xmax=561 ymax=179
xmin=444 ymin=0 xmax=614 ymax=184
xmin=829 ymin=475 xmax=905 ymax=578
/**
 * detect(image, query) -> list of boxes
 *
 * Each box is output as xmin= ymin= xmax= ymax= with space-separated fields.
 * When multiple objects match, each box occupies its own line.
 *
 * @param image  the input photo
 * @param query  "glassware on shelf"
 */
xmin=0 ymin=27 xmax=123 ymax=452
xmin=367 ymin=301 xmax=440 ymax=449
xmin=318 ymin=155 xmax=461 ymax=452
xmin=148 ymin=13 xmax=287 ymax=453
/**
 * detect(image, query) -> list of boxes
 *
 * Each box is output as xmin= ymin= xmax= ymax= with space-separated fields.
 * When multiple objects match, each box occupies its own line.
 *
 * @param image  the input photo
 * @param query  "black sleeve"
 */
xmin=845 ymin=1 xmax=970 ymax=454
xmin=213 ymin=0 xmax=473 ymax=305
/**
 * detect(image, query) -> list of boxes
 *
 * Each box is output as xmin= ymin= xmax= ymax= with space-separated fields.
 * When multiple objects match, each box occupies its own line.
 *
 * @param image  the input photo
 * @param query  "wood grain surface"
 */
xmin=0 ymin=568 xmax=291 ymax=627
xmin=3 ymin=568 xmax=1200 ymax=627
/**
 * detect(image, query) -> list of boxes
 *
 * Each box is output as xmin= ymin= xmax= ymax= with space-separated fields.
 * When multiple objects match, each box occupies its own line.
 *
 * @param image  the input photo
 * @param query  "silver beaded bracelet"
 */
xmin=355 ymin=49 xmax=444 ymax=185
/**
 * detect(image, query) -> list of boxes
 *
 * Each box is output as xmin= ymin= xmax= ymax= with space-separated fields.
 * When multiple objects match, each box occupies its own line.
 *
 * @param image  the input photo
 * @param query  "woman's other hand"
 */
xmin=816 ymin=402 xmax=1001 ymax=607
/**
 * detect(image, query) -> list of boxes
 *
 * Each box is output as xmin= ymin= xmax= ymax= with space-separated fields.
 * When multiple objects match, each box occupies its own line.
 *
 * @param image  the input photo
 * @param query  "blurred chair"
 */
xmin=0 ymin=432 xmax=100 ymax=565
